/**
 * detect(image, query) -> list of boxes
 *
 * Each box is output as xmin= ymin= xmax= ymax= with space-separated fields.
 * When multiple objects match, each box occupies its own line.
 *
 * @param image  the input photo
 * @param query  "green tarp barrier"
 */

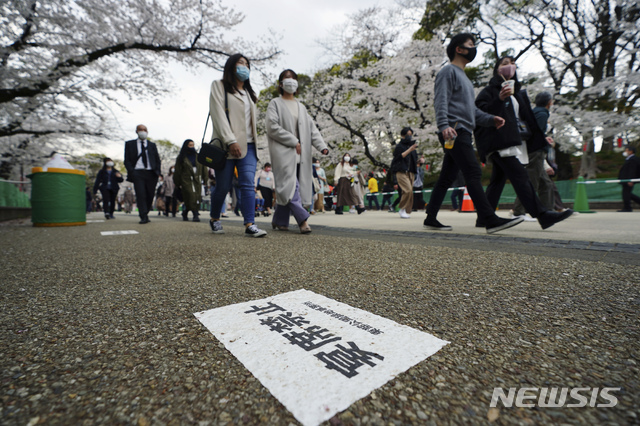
xmin=29 ymin=171 xmax=85 ymax=225
xmin=0 ymin=180 xmax=31 ymax=208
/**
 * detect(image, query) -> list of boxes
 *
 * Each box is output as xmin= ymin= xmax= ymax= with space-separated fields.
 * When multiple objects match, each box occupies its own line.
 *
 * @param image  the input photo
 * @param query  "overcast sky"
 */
xmin=101 ymin=0 xmax=401 ymax=161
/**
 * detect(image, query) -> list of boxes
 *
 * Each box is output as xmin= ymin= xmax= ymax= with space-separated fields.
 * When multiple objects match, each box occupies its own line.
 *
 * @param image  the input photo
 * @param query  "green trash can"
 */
xmin=28 ymin=167 xmax=86 ymax=227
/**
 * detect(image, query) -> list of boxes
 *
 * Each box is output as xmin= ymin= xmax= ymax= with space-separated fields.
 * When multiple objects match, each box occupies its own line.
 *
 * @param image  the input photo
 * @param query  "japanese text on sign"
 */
xmin=244 ymin=301 xmax=384 ymax=378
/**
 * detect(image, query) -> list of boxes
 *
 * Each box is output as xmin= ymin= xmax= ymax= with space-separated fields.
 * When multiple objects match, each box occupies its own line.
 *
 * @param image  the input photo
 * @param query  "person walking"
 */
xmin=474 ymin=56 xmax=574 ymax=230
xmin=93 ymin=157 xmax=123 ymax=219
xmin=367 ymin=172 xmax=380 ymax=210
xmin=174 ymin=139 xmax=207 ymax=222
xmin=350 ymin=158 xmax=367 ymax=213
xmin=391 ymin=127 xmax=418 ymax=219
xmin=618 ymin=146 xmax=640 ymax=212
xmin=255 ymin=163 xmax=275 ymax=216
xmin=208 ymin=53 xmax=267 ymax=237
xmin=123 ymin=186 xmax=134 ymax=214
xmin=412 ymin=157 xmax=426 ymax=211
xmin=266 ymin=69 xmax=329 ymax=233
xmin=164 ymin=165 xmax=177 ymax=217
xmin=124 ymin=124 xmax=161 ymax=224
xmin=313 ymin=158 xmax=328 ymax=213
xmin=424 ymin=33 xmax=523 ymax=234
xmin=532 ymin=91 xmax=570 ymax=212
xmin=334 ymin=153 xmax=362 ymax=215
xmin=380 ymin=177 xmax=395 ymax=212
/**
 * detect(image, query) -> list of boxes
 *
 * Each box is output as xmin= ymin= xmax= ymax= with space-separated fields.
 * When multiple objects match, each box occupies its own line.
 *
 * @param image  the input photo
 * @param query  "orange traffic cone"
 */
xmin=460 ymin=187 xmax=475 ymax=212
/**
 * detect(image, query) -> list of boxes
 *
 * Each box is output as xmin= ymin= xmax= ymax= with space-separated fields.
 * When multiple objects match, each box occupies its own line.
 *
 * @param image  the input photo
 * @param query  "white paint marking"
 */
xmin=100 ymin=230 xmax=139 ymax=236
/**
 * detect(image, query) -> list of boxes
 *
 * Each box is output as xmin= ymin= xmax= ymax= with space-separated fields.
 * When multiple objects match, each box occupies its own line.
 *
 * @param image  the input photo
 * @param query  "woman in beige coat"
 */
xmin=266 ymin=69 xmax=329 ymax=233
xmin=208 ymin=53 xmax=267 ymax=237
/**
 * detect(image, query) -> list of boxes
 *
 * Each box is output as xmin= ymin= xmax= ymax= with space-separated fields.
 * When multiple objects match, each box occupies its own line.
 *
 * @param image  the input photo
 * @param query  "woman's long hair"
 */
xmin=176 ymin=139 xmax=195 ymax=164
xmin=222 ymin=53 xmax=257 ymax=103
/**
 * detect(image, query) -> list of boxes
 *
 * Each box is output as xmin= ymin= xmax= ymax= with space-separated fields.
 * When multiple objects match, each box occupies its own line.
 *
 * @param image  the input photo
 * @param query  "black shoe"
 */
xmin=538 ymin=209 xmax=573 ymax=230
xmin=109 ymin=214 xmax=115 ymax=219
xmin=182 ymin=214 xmax=189 ymax=221
xmin=105 ymin=215 xmax=110 ymax=220
xmin=139 ymin=217 xmax=150 ymax=224
xmin=357 ymin=207 xmax=365 ymax=215
xmin=335 ymin=209 xmax=343 ymax=215
xmin=192 ymin=216 xmax=200 ymax=222
xmin=617 ymin=209 xmax=633 ymax=212
xmin=475 ymin=219 xmax=485 ymax=228
xmin=486 ymin=216 xmax=523 ymax=234
xmin=423 ymin=217 xmax=452 ymax=231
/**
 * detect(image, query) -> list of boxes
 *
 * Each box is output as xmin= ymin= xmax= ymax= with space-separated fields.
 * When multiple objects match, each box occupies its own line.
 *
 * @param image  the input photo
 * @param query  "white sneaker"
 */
xmin=510 ymin=211 xmax=536 ymax=222
xmin=245 ymin=224 xmax=267 ymax=238
xmin=399 ymin=209 xmax=411 ymax=219
xmin=349 ymin=208 xmax=356 ymax=214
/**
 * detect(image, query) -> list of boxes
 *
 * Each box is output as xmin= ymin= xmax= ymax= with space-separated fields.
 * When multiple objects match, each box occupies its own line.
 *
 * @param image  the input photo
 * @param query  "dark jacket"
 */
xmin=533 ymin=106 xmax=550 ymax=134
xmin=124 ymin=139 xmax=162 ymax=181
xmin=391 ymin=138 xmax=418 ymax=173
xmin=93 ymin=168 xmax=124 ymax=194
xmin=474 ymin=75 xmax=547 ymax=162
xmin=619 ymin=154 xmax=640 ymax=181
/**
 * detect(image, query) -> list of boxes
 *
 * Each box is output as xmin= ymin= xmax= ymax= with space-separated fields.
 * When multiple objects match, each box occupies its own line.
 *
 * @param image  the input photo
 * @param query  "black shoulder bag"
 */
xmin=198 ymin=91 xmax=230 ymax=170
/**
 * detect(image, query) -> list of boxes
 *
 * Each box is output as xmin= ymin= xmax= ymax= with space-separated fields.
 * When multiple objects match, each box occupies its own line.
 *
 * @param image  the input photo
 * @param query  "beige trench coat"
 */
xmin=266 ymin=97 xmax=327 ymax=206
xmin=208 ymin=80 xmax=258 ymax=160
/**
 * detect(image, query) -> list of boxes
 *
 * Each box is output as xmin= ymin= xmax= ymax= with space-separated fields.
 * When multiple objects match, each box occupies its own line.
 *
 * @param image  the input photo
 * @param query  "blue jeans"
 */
xmin=210 ymin=144 xmax=257 ymax=224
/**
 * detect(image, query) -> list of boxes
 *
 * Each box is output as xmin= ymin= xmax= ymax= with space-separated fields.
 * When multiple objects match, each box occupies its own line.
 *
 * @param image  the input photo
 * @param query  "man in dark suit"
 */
xmin=618 ymin=145 xmax=640 ymax=212
xmin=124 ymin=124 xmax=161 ymax=223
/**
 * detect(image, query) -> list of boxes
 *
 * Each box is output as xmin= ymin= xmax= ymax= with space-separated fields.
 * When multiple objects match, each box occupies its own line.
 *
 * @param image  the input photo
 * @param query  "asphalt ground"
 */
xmin=1 ymin=209 xmax=638 ymax=425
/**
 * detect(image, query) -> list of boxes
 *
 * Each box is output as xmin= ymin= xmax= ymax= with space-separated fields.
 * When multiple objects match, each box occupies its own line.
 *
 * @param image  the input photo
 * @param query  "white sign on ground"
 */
xmin=194 ymin=289 xmax=449 ymax=426
xmin=100 ymin=230 xmax=139 ymax=236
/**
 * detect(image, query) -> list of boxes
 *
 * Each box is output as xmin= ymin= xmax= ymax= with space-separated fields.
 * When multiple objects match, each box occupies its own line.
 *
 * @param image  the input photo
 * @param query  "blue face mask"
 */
xmin=236 ymin=65 xmax=250 ymax=82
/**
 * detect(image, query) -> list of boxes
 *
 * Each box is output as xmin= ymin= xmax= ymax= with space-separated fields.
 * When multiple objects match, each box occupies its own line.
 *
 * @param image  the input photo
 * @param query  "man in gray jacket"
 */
xmin=424 ymin=33 xmax=523 ymax=234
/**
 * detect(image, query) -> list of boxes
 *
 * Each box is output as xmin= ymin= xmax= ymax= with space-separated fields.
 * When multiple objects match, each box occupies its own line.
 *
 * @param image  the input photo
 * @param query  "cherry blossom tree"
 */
xmin=0 ymin=0 xmax=279 ymax=178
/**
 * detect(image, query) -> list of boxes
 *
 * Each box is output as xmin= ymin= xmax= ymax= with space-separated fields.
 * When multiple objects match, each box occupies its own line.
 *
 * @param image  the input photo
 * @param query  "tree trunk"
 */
xmin=600 ymin=134 xmax=614 ymax=153
xmin=578 ymin=134 xmax=598 ymax=178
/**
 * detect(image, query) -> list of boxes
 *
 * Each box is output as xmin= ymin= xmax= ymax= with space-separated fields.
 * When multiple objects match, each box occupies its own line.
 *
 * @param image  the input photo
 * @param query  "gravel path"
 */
xmin=1 ymin=214 xmax=638 ymax=425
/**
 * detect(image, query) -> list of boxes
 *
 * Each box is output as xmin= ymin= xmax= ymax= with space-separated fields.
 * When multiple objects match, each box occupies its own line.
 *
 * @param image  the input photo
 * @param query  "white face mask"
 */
xmin=106 ymin=161 xmax=114 ymax=167
xmin=137 ymin=131 xmax=148 ymax=140
xmin=314 ymin=163 xmax=320 ymax=168
xmin=343 ymin=156 xmax=351 ymax=163
xmin=623 ymin=151 xmax=629 ymax=157
xmin=282 ymin=78 xmax=298 ymax=94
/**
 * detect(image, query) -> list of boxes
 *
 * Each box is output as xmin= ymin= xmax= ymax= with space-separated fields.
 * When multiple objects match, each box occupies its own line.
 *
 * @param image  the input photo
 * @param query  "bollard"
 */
xmin=573 ymin=176 xmax=595 ymax=213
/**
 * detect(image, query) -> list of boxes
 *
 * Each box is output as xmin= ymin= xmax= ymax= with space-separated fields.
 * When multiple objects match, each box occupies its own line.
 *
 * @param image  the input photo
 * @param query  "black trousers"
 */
xmin=165 ymin=196 xmax=177 ymax=216
xmin=367 ymin=193 xmax=380 ymax=209
xmin=131 ymin=170 xmax=158 ymax=219
xmin=622 ymin=183 xmax=640 ymax=210
xmin=485 ymin=153 xmax=547 ymax=218
xmin=100 ymin=189 xmax=118 ymax=216
xmin=426 ymin=130 xmax=497 ymax=221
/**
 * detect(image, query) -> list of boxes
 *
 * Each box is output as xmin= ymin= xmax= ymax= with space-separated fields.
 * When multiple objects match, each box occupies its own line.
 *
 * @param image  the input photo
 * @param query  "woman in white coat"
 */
xmin=266 ymin=69 xmax=329 ymax=233
xmin=208 ymin=53 xmax=267 ymax=237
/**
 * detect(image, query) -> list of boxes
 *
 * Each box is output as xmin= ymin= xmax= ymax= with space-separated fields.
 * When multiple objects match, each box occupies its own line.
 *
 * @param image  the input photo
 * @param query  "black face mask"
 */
xmin=188 ymin=147 xmax=196 ymax=153
xmin=459 ymin=46 xmax=477 ymax=62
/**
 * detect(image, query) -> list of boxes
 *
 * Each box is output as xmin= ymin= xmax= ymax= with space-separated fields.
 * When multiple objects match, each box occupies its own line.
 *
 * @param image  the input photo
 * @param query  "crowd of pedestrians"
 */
xmin=96 ymin=33 xmax=640 ymax=235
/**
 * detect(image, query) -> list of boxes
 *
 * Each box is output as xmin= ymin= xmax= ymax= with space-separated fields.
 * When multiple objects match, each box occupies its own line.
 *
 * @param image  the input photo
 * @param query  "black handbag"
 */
xmin=198 ymin=91 xmax=230 ymax=171
xmin=516 ymin=116 xmax=532 ymax=141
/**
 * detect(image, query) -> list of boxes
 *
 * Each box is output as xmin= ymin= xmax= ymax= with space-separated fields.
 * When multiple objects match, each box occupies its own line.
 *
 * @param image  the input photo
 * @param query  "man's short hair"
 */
xmin=627 ymin=145 xmax=637 ymax=154
xmin=446 ymin=33 xmax=476 ymax=61
xmin=400 ymin=127 xmax=413 ymax=136
xmin=535 ymin=91 xmax=553 ymax=107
